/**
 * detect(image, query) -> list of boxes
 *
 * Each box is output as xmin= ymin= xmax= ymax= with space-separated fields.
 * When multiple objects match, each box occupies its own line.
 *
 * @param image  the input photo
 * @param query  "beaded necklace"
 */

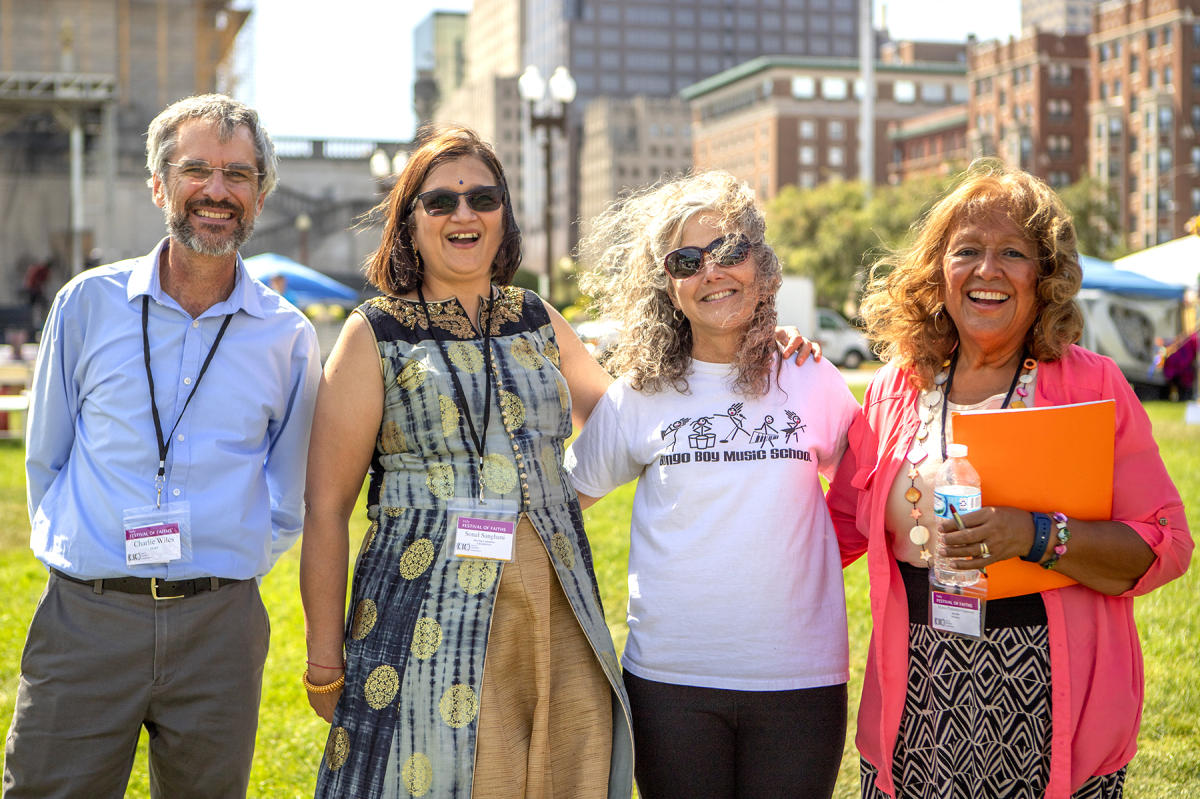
xmin=903 ymin=351 xmax=1038 ymax=562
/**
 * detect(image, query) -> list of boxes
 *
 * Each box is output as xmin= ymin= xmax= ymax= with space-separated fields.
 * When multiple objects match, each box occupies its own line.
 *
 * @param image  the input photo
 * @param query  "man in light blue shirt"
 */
xmin=3 ymin=94 xmax=320 ymax=798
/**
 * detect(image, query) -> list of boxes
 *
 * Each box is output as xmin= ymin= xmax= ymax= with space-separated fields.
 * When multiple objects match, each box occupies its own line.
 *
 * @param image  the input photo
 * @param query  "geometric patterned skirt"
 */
xmin=859 ymin=623 xmax=1127 ymax=799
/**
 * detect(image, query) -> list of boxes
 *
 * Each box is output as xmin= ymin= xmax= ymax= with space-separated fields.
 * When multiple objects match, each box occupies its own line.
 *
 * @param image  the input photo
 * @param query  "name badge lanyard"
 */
xmin=938 ymin=348 xmax=1025 ymax=460
xmin=142 ymin=295 xmax=233 ymax=508
xmin=417 ymin=287 xmax=494 ymax=502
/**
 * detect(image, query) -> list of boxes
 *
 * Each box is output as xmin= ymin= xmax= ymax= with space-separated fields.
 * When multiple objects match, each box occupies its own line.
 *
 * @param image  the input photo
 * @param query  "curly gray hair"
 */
xmin=577 ymin=170 xmax=781 ymax=395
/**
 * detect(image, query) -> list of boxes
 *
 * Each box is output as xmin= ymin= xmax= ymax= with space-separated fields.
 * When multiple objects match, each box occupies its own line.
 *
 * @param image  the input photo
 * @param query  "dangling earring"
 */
xmin=672 ymin=308 xmax=685 ymax=323
xmin=932 ymin=307 xmax=949 ymax=335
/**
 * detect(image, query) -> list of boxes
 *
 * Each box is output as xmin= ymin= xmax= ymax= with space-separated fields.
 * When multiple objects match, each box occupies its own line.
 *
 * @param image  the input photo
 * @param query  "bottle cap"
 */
xmin=947 ymin=443 xmax=968 ymax=458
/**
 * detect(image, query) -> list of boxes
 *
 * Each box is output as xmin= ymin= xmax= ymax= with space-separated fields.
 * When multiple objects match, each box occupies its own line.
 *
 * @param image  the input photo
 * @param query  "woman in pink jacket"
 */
xmin=827 ymin=161 xmax=1192 ymax=799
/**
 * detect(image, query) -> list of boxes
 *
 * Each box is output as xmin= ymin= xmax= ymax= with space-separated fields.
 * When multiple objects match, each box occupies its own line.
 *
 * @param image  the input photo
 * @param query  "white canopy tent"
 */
xmin=1114 ymin=236 xmax=1200 ymax=290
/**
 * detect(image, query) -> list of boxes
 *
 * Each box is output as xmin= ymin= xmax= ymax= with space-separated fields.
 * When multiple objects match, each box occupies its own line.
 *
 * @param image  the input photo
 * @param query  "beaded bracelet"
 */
xmin=1040 ymin=512 xmax=1072 ymax=570
xmin=1024 ymin=512 xmax=1053 ymax=563
xmin=303 ymin=670 xmax=345 ymax=695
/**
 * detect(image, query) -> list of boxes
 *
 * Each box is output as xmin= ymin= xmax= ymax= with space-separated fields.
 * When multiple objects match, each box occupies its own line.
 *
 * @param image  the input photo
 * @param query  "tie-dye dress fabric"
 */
xmin=315 ymin=286 xmax=633 ymax=799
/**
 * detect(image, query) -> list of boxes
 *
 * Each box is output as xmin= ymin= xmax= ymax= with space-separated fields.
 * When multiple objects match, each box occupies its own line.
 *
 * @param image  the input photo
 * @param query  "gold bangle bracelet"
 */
xmin=303 ymin=669 xmax=345 ymax=695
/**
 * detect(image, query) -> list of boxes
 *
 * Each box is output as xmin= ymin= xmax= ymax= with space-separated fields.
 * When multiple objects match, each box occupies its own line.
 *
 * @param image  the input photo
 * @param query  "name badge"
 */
xmin=126 ymin=521 xmax=182 ymax=564
xmin=929 ymin=590 xmax=984 ymax=638
xmin=122 ymin=502 xmax=192 ymax=567
xmin=454 ymin=515 xmax=516 ymax=561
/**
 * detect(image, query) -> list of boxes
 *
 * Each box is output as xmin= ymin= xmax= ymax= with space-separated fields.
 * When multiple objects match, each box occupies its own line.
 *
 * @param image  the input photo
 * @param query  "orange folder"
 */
xmin=951 ymin=399 xmax=1115 ymax=599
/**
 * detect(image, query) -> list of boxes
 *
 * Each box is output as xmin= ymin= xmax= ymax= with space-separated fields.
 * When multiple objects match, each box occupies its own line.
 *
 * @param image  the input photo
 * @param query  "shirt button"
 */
xmin=183 ymin=377 xmax=193 ymax=385
xmin=172 ymin=488 xmax=181 ymax=496
xmin=192 ymin=320 xmax=200 ymax=328
xmin=1158 ymin=517 xmax=1169 ymax=526
xmin=177 ymin=434 xmax=185 ymax=442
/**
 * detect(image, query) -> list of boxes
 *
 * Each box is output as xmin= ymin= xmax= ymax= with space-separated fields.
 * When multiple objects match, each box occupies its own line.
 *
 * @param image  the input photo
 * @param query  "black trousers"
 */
xmin=623 ymin=670 xmax=847 ymax=799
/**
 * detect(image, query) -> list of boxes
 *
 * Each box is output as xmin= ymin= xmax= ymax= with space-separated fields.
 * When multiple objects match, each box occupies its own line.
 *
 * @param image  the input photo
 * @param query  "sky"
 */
xmin=248 ymin=0 xmax=1021 ymax=142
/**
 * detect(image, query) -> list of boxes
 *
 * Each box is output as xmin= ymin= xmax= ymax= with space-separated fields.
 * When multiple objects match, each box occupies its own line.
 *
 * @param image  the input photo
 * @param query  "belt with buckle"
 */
xmin=51 ymin=568 xmax=246 ymax=600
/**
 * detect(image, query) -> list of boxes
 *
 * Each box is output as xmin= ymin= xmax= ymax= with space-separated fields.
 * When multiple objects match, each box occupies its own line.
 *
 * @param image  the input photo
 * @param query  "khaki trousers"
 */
xmin=471 ymin=517 xmax=613 ymax=798
xmin=3 ymin=572 xmax=270 ymax=799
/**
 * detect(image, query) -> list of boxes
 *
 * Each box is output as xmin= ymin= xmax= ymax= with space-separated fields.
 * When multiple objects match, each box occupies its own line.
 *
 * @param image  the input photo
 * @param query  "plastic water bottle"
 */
xmin=932 ymin=443 xmax=982 ymax=586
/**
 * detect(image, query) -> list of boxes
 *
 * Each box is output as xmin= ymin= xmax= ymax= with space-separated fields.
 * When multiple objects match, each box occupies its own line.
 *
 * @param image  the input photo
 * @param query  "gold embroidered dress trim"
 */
xmin=368 ymin=286 xmax=524 ymax=338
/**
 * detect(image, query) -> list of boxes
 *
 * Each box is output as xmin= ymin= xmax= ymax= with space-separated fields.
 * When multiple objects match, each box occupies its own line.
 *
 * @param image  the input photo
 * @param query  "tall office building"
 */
xmin=434 ymin=0 xmax=526 ymax=218
xmin=0 ymin=0 xmax=246 ymax=284
xmin=969 ymin=30 xmax=1091 ymax=188
xmin=465 ymin=0 xmax=525 ymax=82
xmin=1088 ymin=0 xmax=1200 ymax=248
xmin=413 ymin=11 xmax=468 ymax=128
xmin=577 ymin=96 xmax=693 ymax=238
xmin=1022 ymin=0 xmax=1102 ymax=34
xmin=687 ymin=51 xmax=968 ymax=199
xmin=521 ymin=0 xmax=864 ymax=283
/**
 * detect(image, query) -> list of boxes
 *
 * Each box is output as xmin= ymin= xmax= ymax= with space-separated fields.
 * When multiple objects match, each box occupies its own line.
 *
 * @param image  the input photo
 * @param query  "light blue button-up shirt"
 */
xmin=25 ymin=239 xmax=321 ymax=580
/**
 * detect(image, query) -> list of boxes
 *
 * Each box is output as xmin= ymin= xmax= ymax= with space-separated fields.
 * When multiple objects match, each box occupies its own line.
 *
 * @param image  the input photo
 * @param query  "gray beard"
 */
xmin=165 ymin=205 xmax=255 ymax=257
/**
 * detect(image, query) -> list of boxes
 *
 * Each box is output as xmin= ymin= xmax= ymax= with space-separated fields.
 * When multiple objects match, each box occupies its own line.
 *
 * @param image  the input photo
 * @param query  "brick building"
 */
xmin=968 ymin=30 xmax=1092 ymax=188
xmin=886 ymin=105 xmax=970 ymax=183
xmin=1022 ymin=0 xmax=1104 ymax=33
xmin=685 ymin=53 xmax=967 ymax=200
xmin=1089 ymin=0 xmax=1200 ymax=248
xmin=522 ymin=0 xmax=865 ymax=280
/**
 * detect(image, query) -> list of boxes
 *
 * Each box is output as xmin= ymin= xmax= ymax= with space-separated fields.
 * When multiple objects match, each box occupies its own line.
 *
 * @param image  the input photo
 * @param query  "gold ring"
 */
xmin=979 ymin=541 xmax=990 ymax=558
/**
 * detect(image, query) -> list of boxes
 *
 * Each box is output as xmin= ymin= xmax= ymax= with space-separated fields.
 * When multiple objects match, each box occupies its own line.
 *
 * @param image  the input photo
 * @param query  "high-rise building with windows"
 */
xmin=685 ymin=51 xmax=967 ymax=199
xmin=968 ymin=30 xmax=1091 ymax=189
xmin=413 ymin=11 xmax=468 ymax=128
xmin=1088 ymin=0 xmax=1200 ymax=248
xmin=577 ymin=96 xmax=693 ymax=239
xmin=521 ymin=0 xmax=864 ymax=283
xmin=434 ymin=0 xmax=526 ymax=219
xmin=886 ymin=106 xmax=970 ymax=183
xmin=1022 ymin=0 xmax=1102 ymax=34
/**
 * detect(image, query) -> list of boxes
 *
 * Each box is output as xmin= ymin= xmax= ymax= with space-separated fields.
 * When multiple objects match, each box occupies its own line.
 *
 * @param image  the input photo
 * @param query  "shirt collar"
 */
xmin=126 ymin=237 xmax=267 ymax=319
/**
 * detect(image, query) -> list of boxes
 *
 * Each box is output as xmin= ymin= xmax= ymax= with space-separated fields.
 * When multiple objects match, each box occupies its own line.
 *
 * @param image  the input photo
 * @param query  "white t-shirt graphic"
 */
xmin=566 ymin=356 xmax=859 ymax=690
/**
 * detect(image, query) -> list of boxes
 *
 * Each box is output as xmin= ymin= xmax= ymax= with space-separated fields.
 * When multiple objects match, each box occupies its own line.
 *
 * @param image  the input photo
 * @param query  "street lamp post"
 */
xmin=369 ymin=147 xmax=408 ymax=196
xmin=518 ymin=65 xmax=576 ymax=305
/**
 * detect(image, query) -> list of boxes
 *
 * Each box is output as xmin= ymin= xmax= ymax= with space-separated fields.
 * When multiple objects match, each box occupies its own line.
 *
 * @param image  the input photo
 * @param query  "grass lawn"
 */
xmin=0 ymin=399 xmax=1197 ymax=797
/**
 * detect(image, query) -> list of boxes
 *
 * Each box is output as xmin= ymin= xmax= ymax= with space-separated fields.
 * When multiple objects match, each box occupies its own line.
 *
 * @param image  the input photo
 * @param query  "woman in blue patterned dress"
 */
xmin=299 ymin=126 xmax=634 ymax=798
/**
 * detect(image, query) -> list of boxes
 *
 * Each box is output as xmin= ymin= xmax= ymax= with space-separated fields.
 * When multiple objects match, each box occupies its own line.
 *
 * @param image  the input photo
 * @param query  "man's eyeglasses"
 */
xmin=412 ymin=186 xmax=505 ymax=217
xmin=168 ymin=161 xmax=262 ymax=186
xmin=663 ymin=235 xmax=754 ymax=279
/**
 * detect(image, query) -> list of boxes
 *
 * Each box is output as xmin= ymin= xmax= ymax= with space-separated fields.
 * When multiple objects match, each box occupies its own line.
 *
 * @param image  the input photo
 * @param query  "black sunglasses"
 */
xmin=412 ymin=186 xmax=505 ymax=217
xmin=663 ymin=235 xmax=754 ymax=279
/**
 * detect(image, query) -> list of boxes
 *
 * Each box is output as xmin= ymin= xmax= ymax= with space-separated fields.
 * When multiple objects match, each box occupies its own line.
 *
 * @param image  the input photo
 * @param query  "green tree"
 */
xmin=1056 ymin=176 xmax=1129 ymax=261
xmin=766 ymin=173 xmax=957 ymax=309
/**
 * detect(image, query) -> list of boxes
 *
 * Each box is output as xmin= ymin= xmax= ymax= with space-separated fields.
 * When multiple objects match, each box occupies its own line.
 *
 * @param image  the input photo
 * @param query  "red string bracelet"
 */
xmin=306 ymin=659 xmax=345 ymax=671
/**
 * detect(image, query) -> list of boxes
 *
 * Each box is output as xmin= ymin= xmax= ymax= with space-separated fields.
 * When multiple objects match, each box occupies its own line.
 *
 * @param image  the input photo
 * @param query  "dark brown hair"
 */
xmin=364 ymin=124 xmax=521 ymax=294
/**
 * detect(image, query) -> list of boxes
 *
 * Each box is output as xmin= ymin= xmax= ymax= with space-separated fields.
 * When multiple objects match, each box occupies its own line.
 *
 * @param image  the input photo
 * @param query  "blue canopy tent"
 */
xmin=243 ymin=253 xmax=360 ymax=307
xmin=1079 ymin=254 xmax=1185 ymax=300
xmin=1076 ymin=255 xmax=1186 ymax=394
